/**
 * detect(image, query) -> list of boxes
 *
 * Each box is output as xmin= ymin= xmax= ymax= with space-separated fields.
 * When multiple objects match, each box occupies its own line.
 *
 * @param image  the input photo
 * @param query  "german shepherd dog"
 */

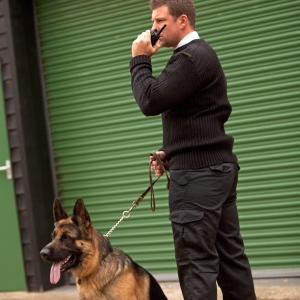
xmin=40 ymin=198 xmax=168 ymax=300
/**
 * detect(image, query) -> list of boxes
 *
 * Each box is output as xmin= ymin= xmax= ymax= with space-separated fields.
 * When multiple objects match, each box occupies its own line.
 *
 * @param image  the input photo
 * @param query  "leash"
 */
xmin=104 ymin=152 xmax=170 ymax=237
xmin=148 ymin=151 xmax=170 ymax=211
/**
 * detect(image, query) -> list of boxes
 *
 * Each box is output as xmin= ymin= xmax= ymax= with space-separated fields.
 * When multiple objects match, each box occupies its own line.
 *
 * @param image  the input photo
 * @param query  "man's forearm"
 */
xmin=130 ymin=50 xmax=199 ymax=116
xmin=130 ymin=55 xmax=155 ymax=116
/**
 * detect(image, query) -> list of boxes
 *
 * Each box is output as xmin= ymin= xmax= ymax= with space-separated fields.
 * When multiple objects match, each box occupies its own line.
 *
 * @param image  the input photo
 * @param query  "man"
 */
xmin=130 ymin=1 xmax=256 ymax=299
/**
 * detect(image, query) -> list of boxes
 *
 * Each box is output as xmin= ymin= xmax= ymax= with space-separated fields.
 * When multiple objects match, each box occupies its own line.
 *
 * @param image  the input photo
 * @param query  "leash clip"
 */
xmin=123 ymin=211 xmax=130 ymax=218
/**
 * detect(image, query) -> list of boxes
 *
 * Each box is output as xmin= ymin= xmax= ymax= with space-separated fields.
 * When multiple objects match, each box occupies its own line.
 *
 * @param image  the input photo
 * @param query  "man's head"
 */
xmin=150 ymin=0 xmax=196 ymax=48
xmin=150 ymin=0 xmax=196 ymax=28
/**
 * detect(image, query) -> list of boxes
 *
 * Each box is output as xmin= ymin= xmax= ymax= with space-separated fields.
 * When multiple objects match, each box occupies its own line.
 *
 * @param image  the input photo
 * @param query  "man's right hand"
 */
xmin=150 ymin=151 xmax=169 ymax=177
xmin=132 ymin=30 xmax=160 ymax=57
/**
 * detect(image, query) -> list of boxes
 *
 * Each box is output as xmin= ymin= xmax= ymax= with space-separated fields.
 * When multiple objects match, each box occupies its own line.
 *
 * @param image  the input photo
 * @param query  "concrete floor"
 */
xmin=0 ymin=279 xmax=299 ymax=300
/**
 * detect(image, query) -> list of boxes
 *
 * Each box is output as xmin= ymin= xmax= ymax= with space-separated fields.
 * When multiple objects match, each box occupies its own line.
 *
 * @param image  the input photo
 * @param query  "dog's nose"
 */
xmin=40 ymin=248 xmax=50 ymax=259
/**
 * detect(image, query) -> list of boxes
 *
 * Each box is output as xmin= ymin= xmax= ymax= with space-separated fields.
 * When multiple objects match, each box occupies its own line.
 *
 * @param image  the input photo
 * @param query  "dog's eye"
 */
xmin=61 ymin=233 xmax=70 ymax=240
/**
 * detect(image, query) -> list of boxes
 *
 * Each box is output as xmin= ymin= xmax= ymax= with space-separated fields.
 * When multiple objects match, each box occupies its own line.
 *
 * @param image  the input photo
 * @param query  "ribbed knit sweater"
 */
xmin=130 ymin=39 xmax=237 ymax=169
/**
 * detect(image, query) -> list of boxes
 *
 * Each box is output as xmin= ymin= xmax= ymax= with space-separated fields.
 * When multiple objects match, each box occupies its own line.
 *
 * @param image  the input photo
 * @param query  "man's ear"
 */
xmin=53 ymin=198 xmax=69 ymax=223
xmin=179 ymin=14 xmax=189 ymax=29
xmin=72 ymin=198 xmax=91 ymax=228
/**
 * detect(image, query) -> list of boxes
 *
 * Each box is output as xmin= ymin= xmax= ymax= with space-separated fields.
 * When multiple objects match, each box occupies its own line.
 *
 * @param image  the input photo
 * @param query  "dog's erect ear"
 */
xmin=72 ymin=198 xmax=91 ymax=228
xmin=53 ymin=198 xmax=69 ymax=223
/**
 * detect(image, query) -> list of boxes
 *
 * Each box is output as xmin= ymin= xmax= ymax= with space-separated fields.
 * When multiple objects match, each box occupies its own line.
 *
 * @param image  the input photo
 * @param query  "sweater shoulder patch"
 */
xmin=182 ymin=51 xmax=192 ymax=58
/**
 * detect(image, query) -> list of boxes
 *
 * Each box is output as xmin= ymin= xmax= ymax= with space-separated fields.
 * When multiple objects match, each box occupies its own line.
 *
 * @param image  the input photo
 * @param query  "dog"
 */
xmin=40 ymin=198 xmax=168 ymax=300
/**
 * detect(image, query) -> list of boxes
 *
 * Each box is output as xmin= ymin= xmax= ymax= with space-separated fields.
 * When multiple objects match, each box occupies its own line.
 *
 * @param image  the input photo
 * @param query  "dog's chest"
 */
xmin=77 ymin=279 xmax=114 ymax=300
xmin=77 ymin=283 xmax=136 ymax=300
xmin=78 ymin=290 xmax=121 ymax=300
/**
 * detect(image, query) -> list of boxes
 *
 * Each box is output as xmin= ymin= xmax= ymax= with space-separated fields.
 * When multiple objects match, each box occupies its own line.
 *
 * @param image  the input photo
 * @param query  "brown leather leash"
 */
xmin=148 ymin=151 xmax=170 ymax=211
xmin=104 ymin=152 xmax=170 ymax=237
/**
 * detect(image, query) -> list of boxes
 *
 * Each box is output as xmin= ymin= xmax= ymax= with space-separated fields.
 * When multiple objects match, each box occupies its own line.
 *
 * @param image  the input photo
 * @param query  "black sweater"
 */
xmin=130 ymin=39 xmax=237 ymax=169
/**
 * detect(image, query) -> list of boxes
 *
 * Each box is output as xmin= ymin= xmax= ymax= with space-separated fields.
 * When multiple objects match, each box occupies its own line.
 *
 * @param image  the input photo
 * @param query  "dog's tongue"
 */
xmin=50 ymin=262 xmax=62 ymax=284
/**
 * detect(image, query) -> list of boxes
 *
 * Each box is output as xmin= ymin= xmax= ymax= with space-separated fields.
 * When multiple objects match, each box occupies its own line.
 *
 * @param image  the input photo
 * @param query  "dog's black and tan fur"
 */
xmin=40 ymin=198 xmax=168 ymax=300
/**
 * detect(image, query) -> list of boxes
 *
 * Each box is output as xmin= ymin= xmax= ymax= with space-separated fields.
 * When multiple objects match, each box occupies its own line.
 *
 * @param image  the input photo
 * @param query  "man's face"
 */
xmin=151 ymin=5 xmax=182 ymax=48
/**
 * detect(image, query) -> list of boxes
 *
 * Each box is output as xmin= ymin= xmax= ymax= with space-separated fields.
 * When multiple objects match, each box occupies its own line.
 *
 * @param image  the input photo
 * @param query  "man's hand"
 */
xmin=132 ymin=30 xmax=160 ymax=57
xmin=150 ymin=151 xmax=169 ymax=177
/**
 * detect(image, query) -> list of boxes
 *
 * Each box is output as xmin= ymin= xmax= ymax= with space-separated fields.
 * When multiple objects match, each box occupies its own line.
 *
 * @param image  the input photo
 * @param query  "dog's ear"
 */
xmin=72 ymin=198 xmax=91 ymax=228
xmin=53 ymin=198 xmax=69 ymax=223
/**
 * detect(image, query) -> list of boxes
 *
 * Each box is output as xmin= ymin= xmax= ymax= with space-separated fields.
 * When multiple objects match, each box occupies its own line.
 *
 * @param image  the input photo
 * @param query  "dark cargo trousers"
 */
xmin=169 ymin=163 xmax=256 ymax=300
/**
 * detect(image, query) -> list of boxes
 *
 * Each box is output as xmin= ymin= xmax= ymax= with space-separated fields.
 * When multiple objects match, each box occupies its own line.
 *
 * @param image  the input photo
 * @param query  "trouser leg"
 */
xmin=169 ymin=163 xmax=256 ymax=300
xmin=216 ymin=195 xmax=256 ymax=299
xmin=170 ymin=210 xmax=220 ymax=299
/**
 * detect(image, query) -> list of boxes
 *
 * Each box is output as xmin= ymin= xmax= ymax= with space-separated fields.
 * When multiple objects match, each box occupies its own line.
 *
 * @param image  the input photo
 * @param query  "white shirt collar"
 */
xmin=176 ymin=31 xmax=200 ymax=49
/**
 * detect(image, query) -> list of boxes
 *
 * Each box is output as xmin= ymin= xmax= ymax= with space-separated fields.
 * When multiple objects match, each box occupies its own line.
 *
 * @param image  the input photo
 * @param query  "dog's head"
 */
xmin=40 ymin=198 xmax=106 ymax=284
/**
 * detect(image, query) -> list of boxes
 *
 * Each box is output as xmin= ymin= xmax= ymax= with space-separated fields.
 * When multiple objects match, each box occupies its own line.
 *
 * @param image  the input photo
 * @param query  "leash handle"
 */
xmin=149 ymin=152 xmax=170 ymax=211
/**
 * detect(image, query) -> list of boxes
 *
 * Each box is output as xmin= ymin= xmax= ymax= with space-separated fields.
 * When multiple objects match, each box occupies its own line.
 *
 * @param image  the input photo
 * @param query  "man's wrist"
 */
xmin=129 ymin=55 xmax=152 ymax=71
xmin=132 ymin=53 xmax=149 ymax=58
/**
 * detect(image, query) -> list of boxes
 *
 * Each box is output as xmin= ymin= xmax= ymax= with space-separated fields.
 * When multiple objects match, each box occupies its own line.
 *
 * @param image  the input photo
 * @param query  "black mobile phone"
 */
xmin=150 ymin=24 xmax=166 ymax=46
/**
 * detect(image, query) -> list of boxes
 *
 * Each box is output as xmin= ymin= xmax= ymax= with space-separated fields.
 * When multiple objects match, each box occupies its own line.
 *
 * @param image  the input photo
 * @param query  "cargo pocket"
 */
xmin=169 ymin=210 xmax=206 ymax=260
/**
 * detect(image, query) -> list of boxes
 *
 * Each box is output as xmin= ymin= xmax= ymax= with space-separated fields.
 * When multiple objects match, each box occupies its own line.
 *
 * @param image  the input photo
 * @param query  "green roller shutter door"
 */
xmin=35 ymin=0 xmax=300 ymax=274
xmin=199 ymin=2 xmax=300 ymax=270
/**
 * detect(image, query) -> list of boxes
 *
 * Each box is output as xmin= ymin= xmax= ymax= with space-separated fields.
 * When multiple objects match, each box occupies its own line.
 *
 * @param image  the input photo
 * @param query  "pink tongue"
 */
xmin=50 ymin=262 xmax=62 ymax=284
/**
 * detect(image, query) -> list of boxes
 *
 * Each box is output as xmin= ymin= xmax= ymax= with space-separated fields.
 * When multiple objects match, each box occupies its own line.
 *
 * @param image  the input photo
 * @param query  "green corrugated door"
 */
xmin=35 ymin=0 xmax=300 ymax=274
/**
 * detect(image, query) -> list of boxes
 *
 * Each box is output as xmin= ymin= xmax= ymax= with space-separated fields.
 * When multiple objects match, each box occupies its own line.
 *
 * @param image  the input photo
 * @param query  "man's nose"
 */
xmin=151 ymin=23 xmax=158 ymax=31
